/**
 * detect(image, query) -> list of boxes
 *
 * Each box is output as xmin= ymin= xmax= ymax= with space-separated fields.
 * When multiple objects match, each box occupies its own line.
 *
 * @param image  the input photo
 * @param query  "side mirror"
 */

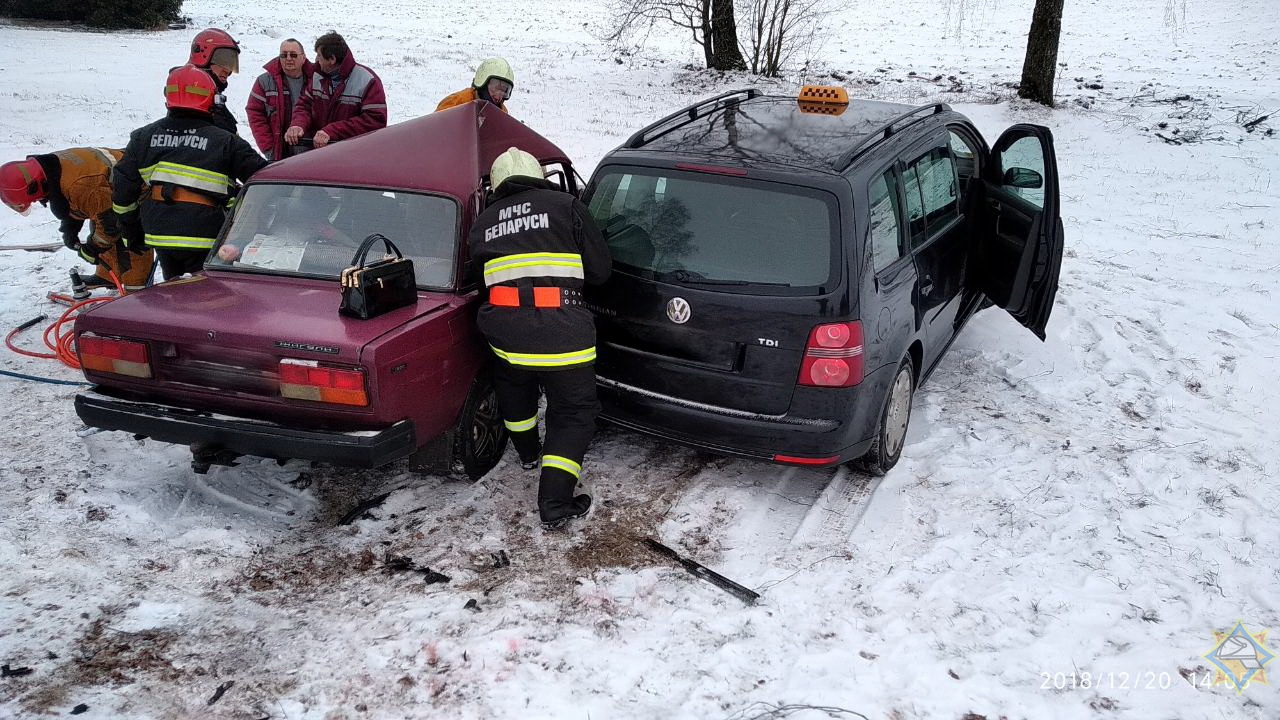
xmin=1003 ymin=167 xmax=1043 ymax=189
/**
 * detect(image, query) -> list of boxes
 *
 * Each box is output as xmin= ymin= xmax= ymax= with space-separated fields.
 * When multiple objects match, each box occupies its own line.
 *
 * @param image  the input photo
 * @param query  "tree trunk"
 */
xmin=709 ymin=0 xmax=747 ymax=71
xmin=1018 ymin=0 xmax=1065 ymax=107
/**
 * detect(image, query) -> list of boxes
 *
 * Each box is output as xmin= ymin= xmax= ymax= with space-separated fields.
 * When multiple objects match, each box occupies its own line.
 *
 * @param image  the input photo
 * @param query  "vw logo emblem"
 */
xmin=666 ymin=297 xmax=691 ymax=324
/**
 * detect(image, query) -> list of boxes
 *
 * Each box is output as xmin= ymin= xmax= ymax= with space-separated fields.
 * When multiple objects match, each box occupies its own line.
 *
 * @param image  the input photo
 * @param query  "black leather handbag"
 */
xmin=339 ymin=233 xmax=417 ymax=320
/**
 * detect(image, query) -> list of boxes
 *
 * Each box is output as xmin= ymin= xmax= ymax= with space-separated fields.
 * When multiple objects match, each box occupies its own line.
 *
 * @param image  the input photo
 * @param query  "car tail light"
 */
xmin=797 ymin=321 xmax=863 ymax=388
xmin=278 ymin=359 xmax=368 ymax=406
xmin=77 ymin=334 xmax=152 ymax=378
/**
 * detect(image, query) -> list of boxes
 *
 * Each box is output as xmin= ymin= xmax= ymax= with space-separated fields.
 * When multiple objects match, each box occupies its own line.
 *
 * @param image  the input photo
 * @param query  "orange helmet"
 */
xmin=165 ymin=64 xmax=217 ymax=114
xmin=189 ymin=28 xmax=239 ymax=72
xmin=0 ymin=158 xmax=46 ymax=214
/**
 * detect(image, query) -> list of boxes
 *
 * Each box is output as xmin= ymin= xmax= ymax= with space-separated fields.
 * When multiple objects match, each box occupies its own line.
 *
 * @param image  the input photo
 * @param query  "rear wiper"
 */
xmin=658 ymin=269 xmax=790 ymax=287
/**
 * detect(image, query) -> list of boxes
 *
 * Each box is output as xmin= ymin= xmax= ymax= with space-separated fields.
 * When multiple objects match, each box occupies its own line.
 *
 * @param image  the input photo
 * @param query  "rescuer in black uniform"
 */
xmin=113 ymin=65 xmax=267 ymax=280
xmin=468 ymin=147 xmax=611 ymax=528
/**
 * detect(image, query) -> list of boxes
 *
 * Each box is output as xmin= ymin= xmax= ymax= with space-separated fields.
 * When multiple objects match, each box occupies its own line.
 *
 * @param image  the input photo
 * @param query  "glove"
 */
xmin=119 ymin=215 xmax=146 ymax=253
xmin=62 ymin=230 xmax=80 ymax=251
xmin=78 ymin=241 xmax=103 ymax=264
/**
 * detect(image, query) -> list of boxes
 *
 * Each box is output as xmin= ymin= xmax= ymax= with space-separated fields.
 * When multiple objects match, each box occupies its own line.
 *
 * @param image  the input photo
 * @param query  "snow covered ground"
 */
xmin=1 ymin=0 xmax=1278 ymax=718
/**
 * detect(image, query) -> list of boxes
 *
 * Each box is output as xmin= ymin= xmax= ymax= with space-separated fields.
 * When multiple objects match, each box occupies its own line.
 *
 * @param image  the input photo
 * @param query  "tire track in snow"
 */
xmin=788 ymin=465 xmax=882 ymax=548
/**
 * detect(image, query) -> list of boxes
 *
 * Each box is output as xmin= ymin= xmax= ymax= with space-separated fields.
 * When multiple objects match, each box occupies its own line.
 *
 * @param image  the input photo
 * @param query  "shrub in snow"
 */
xmin=1 ymin=0 xmax=183 ymax=30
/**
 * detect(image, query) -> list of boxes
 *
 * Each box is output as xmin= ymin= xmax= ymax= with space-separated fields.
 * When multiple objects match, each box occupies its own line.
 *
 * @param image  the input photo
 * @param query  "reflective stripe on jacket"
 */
xmin=467 ymin=178 xmax=611 ymax=370
xmin=483 ymin=251 xmax=584 ymax=285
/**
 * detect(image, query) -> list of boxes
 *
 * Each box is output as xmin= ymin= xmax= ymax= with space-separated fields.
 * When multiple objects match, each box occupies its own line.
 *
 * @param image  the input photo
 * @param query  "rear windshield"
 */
xmin=209 ymin=184 xmax=460 ymax=289
xmin=586 ymin=168 xmax=838 ymax=291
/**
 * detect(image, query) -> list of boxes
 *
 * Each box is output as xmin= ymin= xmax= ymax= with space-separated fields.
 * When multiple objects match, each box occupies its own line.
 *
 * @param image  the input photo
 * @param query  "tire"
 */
xmin=451 ymin=373 xmax=508 ymax=481
xmin=857 ymin=356 xmax=915 ymax=476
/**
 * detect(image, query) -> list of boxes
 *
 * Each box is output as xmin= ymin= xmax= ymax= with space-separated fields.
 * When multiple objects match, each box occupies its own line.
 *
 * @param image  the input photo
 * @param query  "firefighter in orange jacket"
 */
xmin=467 ymin=147 xmax=611 ymax=528
xmin=436 ymin=58 xmax=513 ymax=113
xmin=1 ymin=149 xmax=156 ymax=292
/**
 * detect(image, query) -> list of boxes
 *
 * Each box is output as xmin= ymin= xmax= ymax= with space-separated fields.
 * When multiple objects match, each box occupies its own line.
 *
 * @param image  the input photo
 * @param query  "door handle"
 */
xmin=920 ymin=275 xmax=934 ymax=295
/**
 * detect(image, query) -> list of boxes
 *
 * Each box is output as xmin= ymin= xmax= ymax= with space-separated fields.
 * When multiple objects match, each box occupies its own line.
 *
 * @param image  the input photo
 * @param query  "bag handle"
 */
xmin=349 ymin=233 xmax=404 ymax=268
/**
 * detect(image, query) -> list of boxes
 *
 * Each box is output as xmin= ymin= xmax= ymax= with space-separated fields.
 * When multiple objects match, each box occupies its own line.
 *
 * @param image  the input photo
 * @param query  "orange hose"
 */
xmin=5 ymin=268 xmax=125 ymax=369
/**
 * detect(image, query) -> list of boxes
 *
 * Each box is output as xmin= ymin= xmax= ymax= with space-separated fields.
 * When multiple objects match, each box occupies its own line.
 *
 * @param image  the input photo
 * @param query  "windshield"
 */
xmin=210 ymin=184 xmax=460 ymax=289
xmin=586 ymin=168 xmax=837 ymax=290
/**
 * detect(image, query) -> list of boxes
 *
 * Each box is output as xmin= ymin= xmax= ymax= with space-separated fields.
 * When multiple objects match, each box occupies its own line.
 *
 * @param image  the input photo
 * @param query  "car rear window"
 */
xmin=210 ymin=184 xmax=460 ymax=289
xmin=587 ymin=168 xmax=838 ymax=291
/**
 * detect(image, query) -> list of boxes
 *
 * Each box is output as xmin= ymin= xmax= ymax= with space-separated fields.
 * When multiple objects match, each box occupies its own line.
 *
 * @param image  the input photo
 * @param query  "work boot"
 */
xmin=538 ymin=468 xmax=591 ymax=529
xmin=509 ymin=428 xmax=541 ymax=471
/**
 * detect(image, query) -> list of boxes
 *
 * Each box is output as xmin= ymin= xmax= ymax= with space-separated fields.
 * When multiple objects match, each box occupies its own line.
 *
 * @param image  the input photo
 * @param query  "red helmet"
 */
xmin=165 ymin=64 xmax=218 ymax=114
xmin=0 ymin=158 xmax=47 ymax=214
xmin=189 ymin=28 xmax=240 ymax=72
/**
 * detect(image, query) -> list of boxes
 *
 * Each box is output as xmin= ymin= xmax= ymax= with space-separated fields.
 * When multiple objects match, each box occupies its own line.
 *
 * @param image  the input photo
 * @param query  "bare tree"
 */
xmin=741 ymin=0 xmax=832 ymax=77
xmin=608 ymin=0 xmax=746 ymax=71
xmin=1018 ymin=0 xmax=1065 ymax=106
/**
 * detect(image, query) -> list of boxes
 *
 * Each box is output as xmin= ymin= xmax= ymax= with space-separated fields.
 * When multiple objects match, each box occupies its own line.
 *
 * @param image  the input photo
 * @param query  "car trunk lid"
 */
xmin=591 ymin=274 xmax=827 ymax=416
xmin=76 ymin=273 xmax=449 ymax=404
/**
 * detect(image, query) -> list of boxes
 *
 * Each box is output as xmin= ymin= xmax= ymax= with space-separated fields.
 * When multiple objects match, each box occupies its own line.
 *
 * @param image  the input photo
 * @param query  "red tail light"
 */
xmin=797 ymin=321 xmax=863 ymax=388
xmin=279 ymin=359 xmax=368 ymax=406
xmin=78 ymin=334 xmax=152 ymax=378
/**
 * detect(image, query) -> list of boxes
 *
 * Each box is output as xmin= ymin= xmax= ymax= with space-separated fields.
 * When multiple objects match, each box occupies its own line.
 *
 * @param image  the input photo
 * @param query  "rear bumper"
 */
xmin=596 ymin=376 xmax=873 ymax=465
xmin=75 ymin=390 xmax=415 ymax=469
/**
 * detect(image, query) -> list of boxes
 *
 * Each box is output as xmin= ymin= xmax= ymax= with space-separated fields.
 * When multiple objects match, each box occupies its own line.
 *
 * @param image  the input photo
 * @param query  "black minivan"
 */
xmin=582 ymin=87 xmax=1063 ymax=474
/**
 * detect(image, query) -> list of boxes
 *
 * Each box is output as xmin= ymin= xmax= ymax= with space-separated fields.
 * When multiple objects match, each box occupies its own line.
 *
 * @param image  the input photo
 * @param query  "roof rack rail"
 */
xmin=622 ymin=89 xmax=764 ymax=149
xmin=835 ymin=102 xmax=951 ymax=171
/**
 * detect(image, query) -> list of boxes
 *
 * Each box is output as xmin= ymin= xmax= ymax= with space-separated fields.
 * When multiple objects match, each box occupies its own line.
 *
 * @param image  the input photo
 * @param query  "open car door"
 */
xmin=974 ymin=124 xmax=1064 ymax=340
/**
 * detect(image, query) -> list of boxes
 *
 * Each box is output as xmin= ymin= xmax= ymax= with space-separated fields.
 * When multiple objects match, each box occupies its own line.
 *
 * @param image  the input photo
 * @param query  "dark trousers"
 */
xmin=493 ymin=361 xmax=599 ymax=477
xmin=156 ymin=248 xmax=209 ymax=280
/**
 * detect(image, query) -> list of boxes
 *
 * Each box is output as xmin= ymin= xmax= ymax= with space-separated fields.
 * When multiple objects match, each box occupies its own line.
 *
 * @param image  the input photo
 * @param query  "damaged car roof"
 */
xmin=251 ymin=101 xmax=574 ymax=198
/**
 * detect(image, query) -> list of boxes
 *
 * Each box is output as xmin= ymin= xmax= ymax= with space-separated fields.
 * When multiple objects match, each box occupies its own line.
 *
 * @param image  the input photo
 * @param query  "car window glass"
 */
xmin=999 ymin=136 xmax=1046 ymax=208
xmin=901 ymin=163 xmax=927 ymax=248
xmin=904 ymin=147 xmax=960 ymax=248
xmin=211 ymin=184 xmax=459 ymax=288
xmin=869 ymin=171 xmax=903 ymax=273
xmin=948 ymin=129 xmax=979 ymax=187
xmin=587 ymin=170 xmax=836 ymax=289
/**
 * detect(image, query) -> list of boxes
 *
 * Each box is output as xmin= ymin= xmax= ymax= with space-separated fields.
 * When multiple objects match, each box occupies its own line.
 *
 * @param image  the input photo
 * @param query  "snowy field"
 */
xmin=1 ymin=0 xmax=1278 ymax=718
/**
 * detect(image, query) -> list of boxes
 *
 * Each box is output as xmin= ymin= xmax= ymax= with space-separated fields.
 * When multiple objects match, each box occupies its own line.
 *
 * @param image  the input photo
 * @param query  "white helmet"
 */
xmin=473 ymin=57 xmax=514 ymax=89
xmin=490 ymin=146 xmax=543 ymax=190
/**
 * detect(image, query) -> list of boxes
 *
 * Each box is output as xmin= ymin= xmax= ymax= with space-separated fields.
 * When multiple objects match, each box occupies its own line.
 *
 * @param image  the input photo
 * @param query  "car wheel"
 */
xmin=451 ymin=373 xmax=508 ymax=480
xmin=858 ymin=356 xmax=915 ymax=476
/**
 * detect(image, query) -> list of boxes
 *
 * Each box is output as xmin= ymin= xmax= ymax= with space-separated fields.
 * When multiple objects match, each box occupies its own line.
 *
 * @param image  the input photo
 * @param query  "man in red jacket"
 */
xmin=246 ymin=39 xmax=316 ymax=161
xmin=283 ymin=31 xmax=387 ymax=150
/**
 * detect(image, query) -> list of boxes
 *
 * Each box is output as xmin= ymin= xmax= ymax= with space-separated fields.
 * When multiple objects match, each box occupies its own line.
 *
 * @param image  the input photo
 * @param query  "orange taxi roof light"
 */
xmin=797 ymin=85 xmax=849 ymax=105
